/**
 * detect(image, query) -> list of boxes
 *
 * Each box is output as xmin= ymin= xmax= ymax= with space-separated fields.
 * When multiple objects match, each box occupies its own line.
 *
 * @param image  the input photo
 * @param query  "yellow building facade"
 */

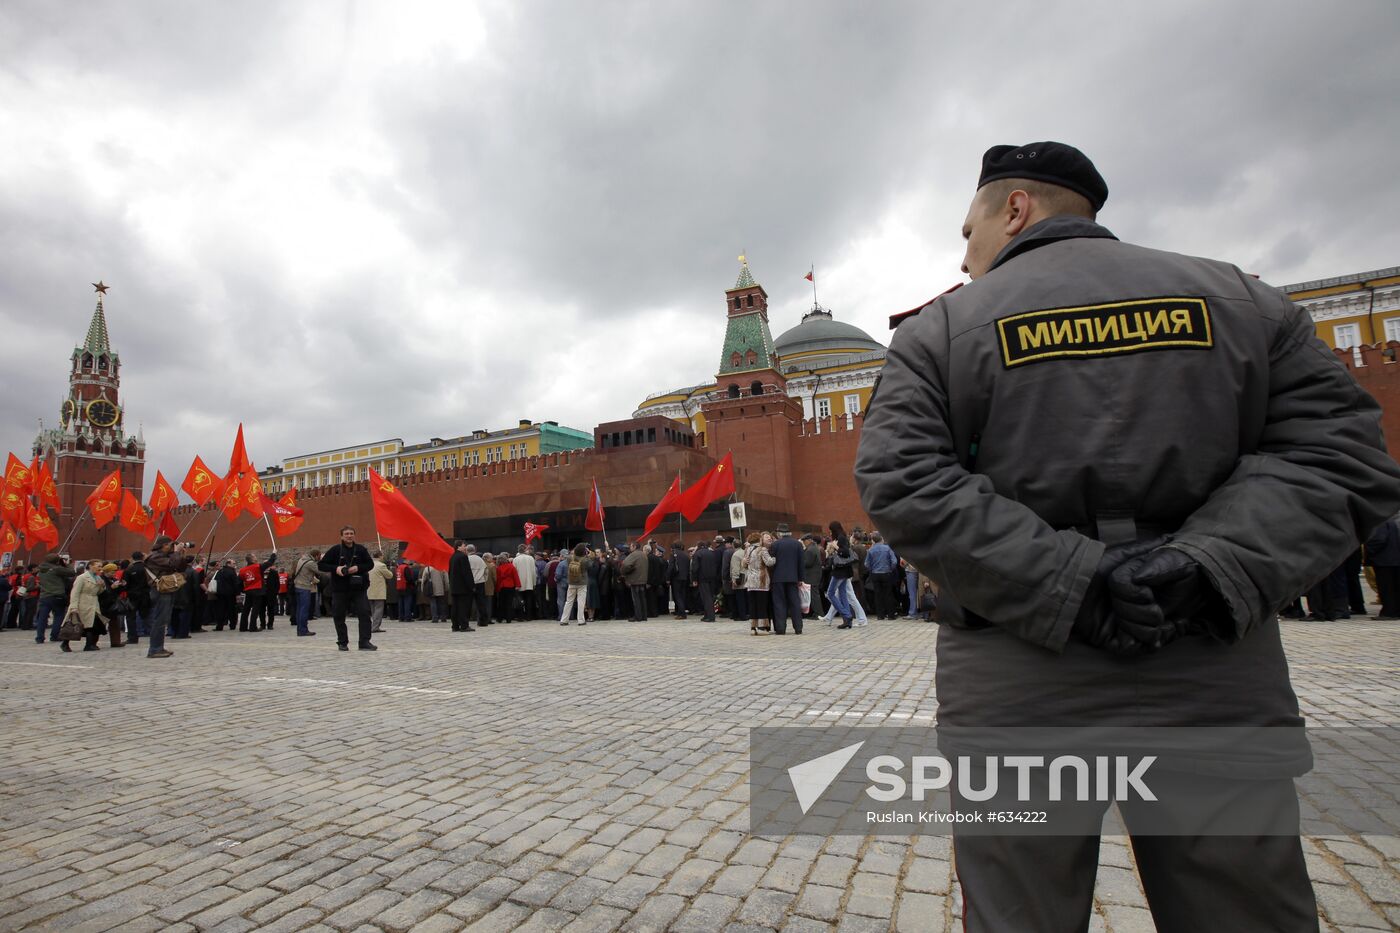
xmin=1286 ymin=266 xmax=1400 ymax=350
xmin=259 ymin=420 xmax=594 ymax=496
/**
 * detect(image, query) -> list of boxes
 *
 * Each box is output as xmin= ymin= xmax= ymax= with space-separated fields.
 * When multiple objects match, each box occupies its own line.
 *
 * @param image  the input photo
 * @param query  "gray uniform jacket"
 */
xmin=856 ymin=216 xmax=1400 ymax=736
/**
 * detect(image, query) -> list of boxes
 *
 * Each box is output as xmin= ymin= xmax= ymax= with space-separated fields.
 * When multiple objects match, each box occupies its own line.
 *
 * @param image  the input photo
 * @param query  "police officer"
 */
xmin=855 ymin=141 xmax=1400 ymax=932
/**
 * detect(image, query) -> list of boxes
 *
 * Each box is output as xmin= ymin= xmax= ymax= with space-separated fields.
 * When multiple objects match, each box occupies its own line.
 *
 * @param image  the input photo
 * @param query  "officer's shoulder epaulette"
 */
xmin=887 ymin=282 xmax=964 ymax=330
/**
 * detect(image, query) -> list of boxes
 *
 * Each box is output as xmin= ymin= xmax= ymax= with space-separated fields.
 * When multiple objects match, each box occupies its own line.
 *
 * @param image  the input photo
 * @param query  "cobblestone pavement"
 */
xmin=1 ymin=612 xmax=1396 ymax=932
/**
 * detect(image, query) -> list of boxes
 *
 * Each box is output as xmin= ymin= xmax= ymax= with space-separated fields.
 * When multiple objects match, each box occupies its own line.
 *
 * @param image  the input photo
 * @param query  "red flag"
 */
xmin=34 ymin=460 xmax=59 ymax=511
xmin=0 ymin=521 xmax=18 ymax=555
xmin=157 ymin=509 xmax=180 ymax=539
xmin=260 ymin=492 xmax=304 ymax=537
xmin=217 ymin=470 xmax=243 ymax=521
xmin=0 ymin=486 xmax=23 ymax=527
xmin=182 ymin=456 xmax=223 ymax=506
xmin=280 ymin=486 xmax=298 ymax=508
xmin=229 ymin=423 xmax=253 ymax=476
xmin=24 ymin=503 xmax=59 ymax=549
xmin=524 ymin=522 xmax=549 ymax=544
xmin=676 ymin=452 xmax=736 ymax=522
xmin=367 ymin=468 xmax=453 ymax=571
xmin=639 ymin=475 xmax=683 ymax=542
xmin=239 ymin=469 xmax=265 ymax=518
xmin=86 ymin=469 xmax=123 ymax=529
xmin=118 ymin=490 xmax=154 ymax=542
xmin=584 ymin=478 xmax=606 ymax=532
xmin=148 ymin=470 xmax=180 ymax=514
xmin=4 ymin=453 xmax=31 ymax=495
xmin=804 ymin=268 xmax=814 ymax=283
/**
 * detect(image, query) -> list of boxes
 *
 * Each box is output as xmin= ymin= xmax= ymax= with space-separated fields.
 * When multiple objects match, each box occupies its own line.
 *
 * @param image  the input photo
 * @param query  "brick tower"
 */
xmin=703 ymin=258 xmax=802 ymax=502
xmin=32 ymin=282 xmax=146 ymax=558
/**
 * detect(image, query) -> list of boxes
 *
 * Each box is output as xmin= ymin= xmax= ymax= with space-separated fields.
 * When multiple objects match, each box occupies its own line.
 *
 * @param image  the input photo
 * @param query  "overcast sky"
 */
xmin=3 ymin=0 xmax=1398 ymax=499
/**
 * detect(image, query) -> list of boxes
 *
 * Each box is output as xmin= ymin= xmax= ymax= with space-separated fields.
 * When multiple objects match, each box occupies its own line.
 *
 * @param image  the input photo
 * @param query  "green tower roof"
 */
xmin=718 ymin=308 xmax=777 ymax=375
xmin=83 ymin=296 xmax=112 ymax=355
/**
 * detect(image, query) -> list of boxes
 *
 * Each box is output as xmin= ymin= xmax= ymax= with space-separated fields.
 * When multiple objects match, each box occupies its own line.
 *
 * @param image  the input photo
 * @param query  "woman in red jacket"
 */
xmin=494 ymin=554 xmax=520 ymax=623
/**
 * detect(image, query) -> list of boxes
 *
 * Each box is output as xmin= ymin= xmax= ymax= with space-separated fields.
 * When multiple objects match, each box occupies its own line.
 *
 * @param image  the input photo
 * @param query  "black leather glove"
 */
xmin=1072 ymin=536 xmax=1169 ymax=654
xmin=1107 ymin=546 xmax=1222 ymax=650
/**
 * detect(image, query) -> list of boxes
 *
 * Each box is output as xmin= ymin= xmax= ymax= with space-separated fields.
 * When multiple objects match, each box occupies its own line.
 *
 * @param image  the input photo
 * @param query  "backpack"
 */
xmin=567 ymin=557 xmax=584 ymax=586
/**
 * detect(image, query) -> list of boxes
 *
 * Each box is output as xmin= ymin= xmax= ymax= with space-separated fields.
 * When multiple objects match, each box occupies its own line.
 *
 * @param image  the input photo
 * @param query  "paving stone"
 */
xmin=408 ymin=915 xmax=469 ymax=933
xmin=1315 ymin=882 xmax=1391 ymax=929
xmin=621 ymin=893 xmax=687 ymax=932
xmin=549 ymin=875 xmax=613 ymax=912
xmin=254 ymin=907 xmax=325 ymax=933
xmin=895 ymin=891 xmax=945 ymax=932
xmin=599 ymin=872 xmax=663 ymax=910
xmin=847 ymin=871 xmax=897 ymax=919
xmin=323 ymin=889 xmax=405 ymax=931
xmin=731 ymin=839 xmax=780 ymax=867
xmin=509 ymin=871 xmax=574 ymax=908
xmin=378 ymin=889 xmax=453 ymax=932
xmin=660 ymin=857 xmax=722 ymax=896
xmin=796 ymin=884 xmax=844 ymax=922
xmin=836 ymin=915 xmax=894 ymax=933
xmin=444 ymin=877 xmax=521 ymax=922
xmin=738 ymin=888 xmax=794 ymax=927
xmin=156 ymin=886 xmax=243 ymax=923
xmin=465 ymin=901 xmax=535 ymax=932
xmin=560 ymin=904 xmax=630 ymax=932
xmin=672 ymin=892 xmax=741 ymax=932
xmin=1101 ymin=904 xmax=1156 ymax=933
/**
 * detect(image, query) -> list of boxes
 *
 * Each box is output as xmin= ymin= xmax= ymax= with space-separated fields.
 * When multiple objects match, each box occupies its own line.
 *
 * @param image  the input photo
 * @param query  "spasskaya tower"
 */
xmin=32 ymin=282 xmax=146 ymax=556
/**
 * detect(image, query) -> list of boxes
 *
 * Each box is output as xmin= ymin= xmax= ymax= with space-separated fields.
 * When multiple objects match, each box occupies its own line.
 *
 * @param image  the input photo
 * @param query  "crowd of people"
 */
xmin=7 ymin=512 xmax=1395 ymax=658
xmin=0 ymin=520 xmax=950 ymax=657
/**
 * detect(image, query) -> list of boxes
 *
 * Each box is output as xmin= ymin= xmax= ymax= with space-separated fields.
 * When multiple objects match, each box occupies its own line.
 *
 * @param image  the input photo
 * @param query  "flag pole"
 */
xmin=809 ymin=264 xmax=818 ymax=308
xmin=56 ymin=504 xmax=91 ymax=553
xmin=262 ymin=511 xmax=277 ymax=550
xmin=217 ymin=523 xmax=261 ymax=564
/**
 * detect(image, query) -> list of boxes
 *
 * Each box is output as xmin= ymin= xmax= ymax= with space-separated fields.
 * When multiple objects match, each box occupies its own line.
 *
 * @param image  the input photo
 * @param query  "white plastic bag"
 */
xmin=798 ymin=582 xmax=811 ymax=611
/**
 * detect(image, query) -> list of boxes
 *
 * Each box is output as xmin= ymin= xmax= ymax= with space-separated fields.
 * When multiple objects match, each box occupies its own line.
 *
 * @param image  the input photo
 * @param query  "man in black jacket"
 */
xmin=318 ymin=526 xmax=376 ymax=651
xmin=768 ymin=524 xmax=806 ymax=635
xmin=690 ymin=540 xmax=723 ymax=623
xmin=667 ymin=542 xmax=690 ymax=619
xmin=212 ymin=560 xmax=239 ymax=631
xmin=125 ymin=551 xmax=152 ymax=643
xmin=646 ymin=541 xmax=667 ymax=617
xmin=448 ymin=540 xmax=476 ymax=633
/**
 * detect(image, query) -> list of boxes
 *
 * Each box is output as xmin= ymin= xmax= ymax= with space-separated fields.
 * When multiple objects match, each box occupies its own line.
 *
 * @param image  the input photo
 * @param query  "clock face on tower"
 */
xmin=86 ymin=399 xmax=118 ymax=427
xmin=61 ymin=399 xmax=76 ymax=425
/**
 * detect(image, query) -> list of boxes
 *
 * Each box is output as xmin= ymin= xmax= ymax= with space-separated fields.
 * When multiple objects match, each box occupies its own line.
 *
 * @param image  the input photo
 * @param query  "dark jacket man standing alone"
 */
xmin=319 ymin=526 xmax=376 ymax=651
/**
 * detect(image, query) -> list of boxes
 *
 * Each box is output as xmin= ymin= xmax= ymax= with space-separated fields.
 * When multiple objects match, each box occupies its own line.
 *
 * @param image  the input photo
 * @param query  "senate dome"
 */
xmin=772 ymin=308 xmax=886 ymax=368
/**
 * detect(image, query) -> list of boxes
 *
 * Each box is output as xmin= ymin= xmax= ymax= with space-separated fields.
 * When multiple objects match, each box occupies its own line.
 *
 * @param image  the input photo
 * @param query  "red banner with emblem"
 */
xmin=367 ymin=468 xmax=453 ymax=571
xmin=148 ymin=470 xmax=180 ymax=514
xmin=182 ymin=456 xmax=223 ymax=507
xmin=118 ymin=490 xmax=154 ymax=542
xmin=0 ymin=520 xmax=19 ymax=555
xmin=260 ymin=492 xmax=304 ymax=538
xmin=33 ymin=460 xmax=59 ymax=511
xmin=25 ymin=502 xmax=59 ymax=549
xmin=676 ymin=452 xmax=735 ymax=523
xmin=86 ymin=469 xmax=123 ymax=529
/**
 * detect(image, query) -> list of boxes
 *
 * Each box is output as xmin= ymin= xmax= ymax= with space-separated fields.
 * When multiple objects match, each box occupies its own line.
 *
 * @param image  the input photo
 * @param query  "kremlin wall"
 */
xmin=19 ymin=265 xmax=1400 ymax=564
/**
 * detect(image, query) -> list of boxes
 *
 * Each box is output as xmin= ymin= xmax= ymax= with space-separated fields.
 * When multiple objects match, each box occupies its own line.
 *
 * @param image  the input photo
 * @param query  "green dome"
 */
xmin=773 ymin=309 xmax=885 ymax=360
